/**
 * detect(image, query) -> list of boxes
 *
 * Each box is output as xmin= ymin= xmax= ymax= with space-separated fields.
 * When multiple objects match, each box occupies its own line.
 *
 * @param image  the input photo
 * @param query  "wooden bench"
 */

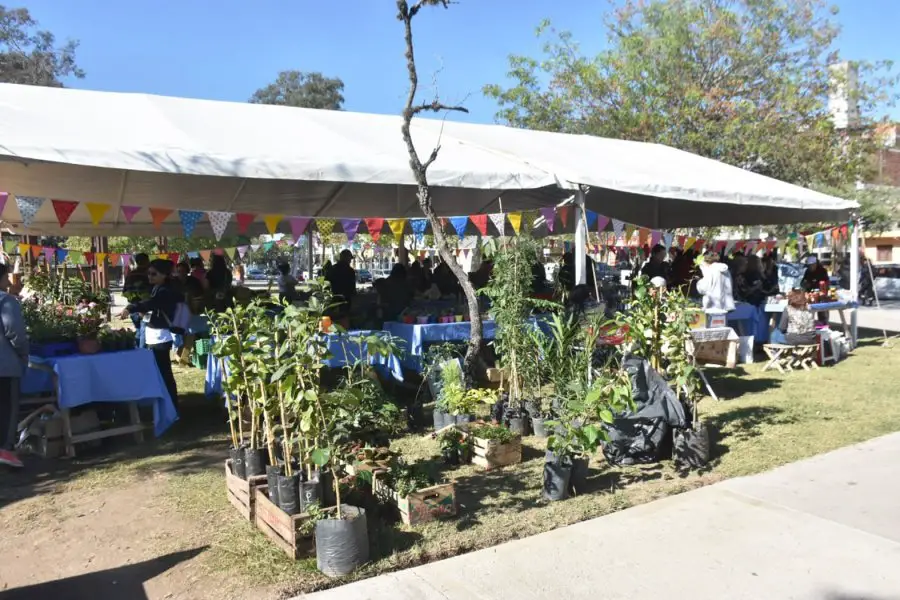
xmin=762 ymin=344 xmax=818 ymax=373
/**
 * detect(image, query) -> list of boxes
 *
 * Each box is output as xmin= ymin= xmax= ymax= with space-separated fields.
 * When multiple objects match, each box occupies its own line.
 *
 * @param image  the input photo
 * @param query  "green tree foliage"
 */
xmin=250 ymin=70 xmax=345 ymax=109
xmin=0 ymin=5 xmax=84 ymax=86
xmin=484 ymin=0 xmax=899 ymax=222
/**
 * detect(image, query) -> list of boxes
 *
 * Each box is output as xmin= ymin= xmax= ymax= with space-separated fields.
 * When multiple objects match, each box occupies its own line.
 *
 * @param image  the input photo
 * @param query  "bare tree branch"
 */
xmin=396 ymin=0 xmax=484 ymax=379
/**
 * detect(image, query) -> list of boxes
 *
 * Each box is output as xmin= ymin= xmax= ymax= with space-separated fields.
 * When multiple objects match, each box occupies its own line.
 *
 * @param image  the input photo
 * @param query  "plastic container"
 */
xmin=315 ymin=506 xmax=369 ymax=577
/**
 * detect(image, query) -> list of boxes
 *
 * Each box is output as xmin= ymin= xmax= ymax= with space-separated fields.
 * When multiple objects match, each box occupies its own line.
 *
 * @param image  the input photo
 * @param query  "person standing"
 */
xmin=0 ymin=263 xmax=28 ymax=468
xmin=121 ymin=259 xmax=180 ymax=409
xmin=327 ymin=249 xmax=357 ymax=306
xmin=123 ymin=253 xmax=151 ymax=347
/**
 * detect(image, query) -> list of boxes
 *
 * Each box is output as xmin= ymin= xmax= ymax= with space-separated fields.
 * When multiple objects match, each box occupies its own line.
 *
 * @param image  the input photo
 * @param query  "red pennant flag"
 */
xmin=714 ymin=241 xmax=726 ymax=253
xmin=83 ymin=251 xmax=94 ymax=264
xmin=765 ymin=241 xmax=777 ymax=252
xmin=840 ymin=224 xmax=848 ymax=239
xmin=470 ymin=214 xmax=488 ymax=236
xmin=677 ymin=235 xmax=686 ymax=248
xmin=51 ymin=199 xmax=78 ymax=228
xmin=236 ymin=213 xmax=255 ymax=234
xmin=364 ymin=217 xmax=384 ymax=242
xmin=732 ymin=240 xmax=745 ymax=254
xmin=694 ymin=239 xmax=706 ymax=251
xmin=169 ymin=252 xmax=180 ymax=265
xmin=558 ymin=206 xmax=572 ymax=229
xmin=149 ymin=207 xmax=174 ymax=229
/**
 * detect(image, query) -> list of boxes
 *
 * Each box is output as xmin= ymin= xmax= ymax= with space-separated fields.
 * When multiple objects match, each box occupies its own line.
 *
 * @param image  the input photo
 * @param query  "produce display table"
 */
xmin=763 ymin=300 xmax=858 ymax=348
xmin=21 ymin=350 xmax=178 ymax=456
xmin=205 ymin=330 xmax=404 ymax=397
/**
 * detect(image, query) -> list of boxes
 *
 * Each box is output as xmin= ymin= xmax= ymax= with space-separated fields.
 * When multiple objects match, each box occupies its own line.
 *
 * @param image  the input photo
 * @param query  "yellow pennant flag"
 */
xmin=263 ymin=214 xmax=283 ymax=235
xmin=522 ymin=209 xmax=539 ymax=232
xmin=685 ymin=237 xmax=696 ymax=251
xmin=624 ymin=224 xmax=635 ymax=244
xmin=224 ymin=247 xmax=236 ymax=260
xmin=18 ymin=243 xmax=29 ymax=256
xmin=388 ymin=218 xmax=407 ymax=240
xmin=85 ymin=202 xmax=111 ymax=226
xmin=508 ymin=212 xmax=523 ymax=234
xmin=805 ymin=234 xmax=815 ymax=251
xmin=95 ymin=252 xmax=107 ymax=265
xmin=316 ymin=218 xmax=337 ymax=237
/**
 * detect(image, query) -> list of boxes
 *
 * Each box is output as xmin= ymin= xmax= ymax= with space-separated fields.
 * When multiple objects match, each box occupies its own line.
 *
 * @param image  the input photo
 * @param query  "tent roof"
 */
xmin=0 ymin=83 xmax=856 ymax=237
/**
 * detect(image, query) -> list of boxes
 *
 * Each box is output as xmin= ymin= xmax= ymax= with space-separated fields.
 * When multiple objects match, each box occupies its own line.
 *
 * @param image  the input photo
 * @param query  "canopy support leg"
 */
xmin=574 ymin=189 xmax=587 ymax=286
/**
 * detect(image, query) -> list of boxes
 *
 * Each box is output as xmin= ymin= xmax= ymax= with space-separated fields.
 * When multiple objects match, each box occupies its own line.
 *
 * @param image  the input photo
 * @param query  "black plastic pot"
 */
xmin=229 ymin=447 xmax=246 ymax=480
xmin=244 ymin=447 xmax=268 ymax=477
xmin=673 ymin=425 xmax=711 ymax=469
xmin=568 ymin=456 xmax=590 ymax=495
xmin=459 ymin=443 xmax=472 ymax=464
xmin=315 ymin=505 xmax=370 ymax=577
xmin=542 ymin=451 xmax=572 ymax=501
xmin=299 ymin=475 xmax=322 ymax=512
xmin=531 ymin=417 xmax=549 ymax=438
xmin=523 ymin=400 xmax=539 ymax=417
xmin=266 ymin=464 xmax=283 ymax=505
xmin=441 ymin=447 xmax=460 ymax=466
xmin=320 ymin=468 xmax=337 ymax=508
xmin=276 ymin=473 xmax=302 ymax=515
xmin=507 ymin=415 xmax=528 ymax=436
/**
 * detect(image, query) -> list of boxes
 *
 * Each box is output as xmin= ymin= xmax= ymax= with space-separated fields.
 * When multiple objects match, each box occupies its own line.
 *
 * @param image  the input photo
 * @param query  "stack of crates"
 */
xmin=192 ymin=337 xmax=212 ymax=369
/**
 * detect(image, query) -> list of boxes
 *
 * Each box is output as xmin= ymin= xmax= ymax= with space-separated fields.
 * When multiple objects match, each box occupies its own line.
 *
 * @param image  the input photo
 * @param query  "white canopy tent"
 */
xmin=0 ymin=83 xmax=856 ymax=239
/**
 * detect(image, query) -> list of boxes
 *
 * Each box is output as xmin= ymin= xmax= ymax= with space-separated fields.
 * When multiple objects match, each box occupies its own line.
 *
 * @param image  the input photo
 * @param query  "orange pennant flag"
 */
xmin=263 ymin=214 xmax=283 ymax=235
xmin=199 ymin=250 xmax=212 ymax=262
xmin=638 ymin=228 xmax=649 ymax=247
xmin=30 ymin=245 xmax=42 ymax=259
xmin=149 ymin=207 xmax=174 ymax=229
xmin=85 ymin=202 xmax=111 ymax=226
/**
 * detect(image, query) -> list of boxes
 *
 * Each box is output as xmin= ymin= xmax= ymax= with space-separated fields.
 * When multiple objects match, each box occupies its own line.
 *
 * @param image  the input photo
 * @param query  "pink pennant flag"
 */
xmin=121 ymin=206 xmax=141 ymax=223
xmin=237 ymin=246 xmax=249 ymax=258
xmin=289 ymin=217 xmax=311 ymax=240
xmin=42 ymin=247 xmax=54 ymax=262
xmin=596 ymin=214 xmax=610 ymax=232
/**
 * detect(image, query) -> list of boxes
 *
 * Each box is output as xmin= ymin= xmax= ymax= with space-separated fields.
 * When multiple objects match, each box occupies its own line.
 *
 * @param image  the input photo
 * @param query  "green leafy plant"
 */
xmin=469 ymin=423 xmax=516 ymax=444
xmin=382 ymin=457 xmax=434 ymax=497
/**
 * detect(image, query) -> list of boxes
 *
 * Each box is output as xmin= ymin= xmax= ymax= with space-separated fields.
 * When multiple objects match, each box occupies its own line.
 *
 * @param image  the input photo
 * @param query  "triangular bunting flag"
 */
xmin=662 ymin=232 xmax=674 ymax=250
xmin=359 ymin=217 xmax=381 ymax=242
xmin=250 ymin=244 xmax=260 ymax=252
xmin=149 ymin=207 xmax=174 ymax=229
xmin=596 ymin=214 xmax=610 ymax=232
xmin=30 ymin=245 xmax=41 ymax=259
xmin=489 ymin=213 xmax=506 ymax=236
xmin=714 ymin=241 xmax=726 ymax=253
xmin=263 ymin=214 xmax=283 ymax=235
xmin=2 ymin=241 xmax=15 ymax=254
xmin=638 ymin=228 xmax=650 ymax=248
xmin=68 ymin=251 xmax=83 ymax=265
xmin=316 ymin=218 xmax=337 ymax=237
xmin=624 ymin=224 xmax=636 ymax=244
xmin=237 ymin=246 xmax=249 ymax=259
xmin=558 ymin=206 xmax=572 ymax=230
xmin=732 ymin=241 xmax=745 ymax=254
xmin=470 ymin=214 xmax=488 ymax=236
xmin=56 ymin=249 xmax=69 ymax=263
xmin=388 ymin=218 xmax=407 ymax=240
xmin=805 ymin=234 xmax=815 ymax=251
xmin=85 ymin=202 xmax=111 ymax=226
xmin=410 ymin=219 xmax=428 ymax=242
xmin=612 ymin=219 xmax=624 ymax=238
xmin=263 ymin=241 xmax=274 ymax=252
xmin=650 ymin=230 xmax=661 ymax=247
xmin=179 ymin=210 xmax=204 ymax=238
xmin=463 ymin=248 xmax=470 ymax=258
xmin=724 ymin=240 xmax=737 ymax=255
xmin=508 ymin=212 xmax=523 ymax=235
xmin=340 ymin=218 xmax=361 ymax=241
xmin=539 ymin=207 xmax=556 ymax=232
xmin=109 ymin=252 xmax=121 ymax=265
xmin=83 ymin=251 xmax=94 ymax=264
xmin=199 ymin=250 xmax=212 ymax=261
xmin=121 ymin=205 xmax=141 ymax=223
xmin=694 ymin=239 xmax=706 ymax=252
xmin=42 ymin=247 xmax=54 ymax=262
xmin=685 ymin=237 xmax=696 ymax=251
xmin=96 ymin=252 xmax=108 ymax=265
xmin=765 ymin=240 xmax=777 ymax=252
xmin=585 ymin=210 xmax=598 ymax=230
xmin=236 ymin=213 xmax=256 ymax=234
xmin=286 ymin=217 xmax=310 ymax=240
xmin=676 ymin=235 xmax=686 ymax=248
xmin=169 ymin=253 xmax=180 ymax=265
xmin=51 ymin=199 xmax=78 ymax=228
xmin=450 ymin=216 xmax=468 ymax=240
xmin=16 ymin=196 xmax=44 ymax=227
xmin=207 ymin=211 xmax=233 ymax=241
xmin=0 ymin=192 xmax=7 ymax=217
xmin=522 ymin=209 xmax=540 ymax=232
xmin=17 ymin=244 xmax=29 ymax=256
xmin=224 ymin=247 xmax=236 ymax=260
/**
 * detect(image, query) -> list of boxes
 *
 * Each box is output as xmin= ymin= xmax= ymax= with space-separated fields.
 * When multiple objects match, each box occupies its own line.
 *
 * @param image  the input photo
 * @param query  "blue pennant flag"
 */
xmin=585 ymin=210 xmax=598 ymax=229
xmin=450 ymin=216 xmax=468 ymax=240
xmin=179 ymin=210 xmax=204 ymax=238
xmin=55 ymin=248 xmax=69 ymax=263
xmin=410 ymin=218 xmax=428 ymax=242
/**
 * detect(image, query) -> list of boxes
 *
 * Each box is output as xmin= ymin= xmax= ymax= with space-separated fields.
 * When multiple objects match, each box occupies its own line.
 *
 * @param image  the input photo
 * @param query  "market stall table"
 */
xmin=764 ymin=300 xmax=859 ymax=348
xmin=204 ymin=330 xmax=405 ymax=397
xmin=21 ymin=349 xmax=178 ymax=457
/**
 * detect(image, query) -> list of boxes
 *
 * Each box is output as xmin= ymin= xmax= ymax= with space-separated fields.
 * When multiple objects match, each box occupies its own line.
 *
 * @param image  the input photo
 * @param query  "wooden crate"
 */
xmin=225 ymin=459 xmax=267 ymax=522
xmin=373 ymin=477 xmax=457 ymax=526
xmin=471 ymin=434 xmax=522 ymax=469
xmin=253 ymin=485 xmax=319 ymax=560
xmin=692 ymin=339 xmax=738 ymax=368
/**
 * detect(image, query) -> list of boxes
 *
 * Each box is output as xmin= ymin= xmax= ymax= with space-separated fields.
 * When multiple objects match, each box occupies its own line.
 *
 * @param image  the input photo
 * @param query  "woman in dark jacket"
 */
xmin=121 ymin=259 xmax=180 ymax=408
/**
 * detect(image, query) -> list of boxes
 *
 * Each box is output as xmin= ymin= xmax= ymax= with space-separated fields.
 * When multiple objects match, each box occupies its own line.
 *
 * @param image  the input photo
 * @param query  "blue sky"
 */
xmin=19 ymin=0 xmax=900 ymax=123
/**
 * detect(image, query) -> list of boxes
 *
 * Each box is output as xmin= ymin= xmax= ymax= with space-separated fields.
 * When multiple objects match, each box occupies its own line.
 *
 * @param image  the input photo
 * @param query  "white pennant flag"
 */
xmin=662 ymin=232 xmax=674 ymax=250
xmin=489 ymin=213 xmax=506 ymax=236
xmin=611 ymin=219 xmax=625 ymax=242
xmin=250 ymin=244 xmax=261 ymax=252
xmin=237 ymin=245 xmax=249 ymax=258
xmin=207 ymin=211 xmax=233 ymax=241
xmin=725 ymin=240 xmax=737 ymax=255
xmin=16 ymin=196 xmax=45 ymax=228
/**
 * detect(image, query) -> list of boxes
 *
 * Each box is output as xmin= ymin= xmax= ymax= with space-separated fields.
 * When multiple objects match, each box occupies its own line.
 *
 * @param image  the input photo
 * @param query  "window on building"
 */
xmin=876 ymin=245 xmax=893 ymax=262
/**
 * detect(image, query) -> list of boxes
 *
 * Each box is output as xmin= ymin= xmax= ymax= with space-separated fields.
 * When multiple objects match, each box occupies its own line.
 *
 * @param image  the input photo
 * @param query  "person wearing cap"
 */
xmin=327 ymin=249 xmax=357 ymax=313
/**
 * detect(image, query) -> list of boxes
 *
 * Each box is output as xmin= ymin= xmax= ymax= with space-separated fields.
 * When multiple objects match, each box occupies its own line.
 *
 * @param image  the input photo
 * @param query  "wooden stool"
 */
xmin=791 ymin=345 xmax=819 ymax=371
xmin=763 ymin=344 xmax=793 ymax=373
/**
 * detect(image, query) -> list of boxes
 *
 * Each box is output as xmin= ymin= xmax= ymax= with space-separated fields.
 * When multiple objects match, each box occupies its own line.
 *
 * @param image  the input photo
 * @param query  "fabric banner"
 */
xmin=558 ymin=206 xmax=571 ymax=229
xmin=316 ymin=218 xmax=337 ymax=237
xmin=224 ymin=247 xmax=236 ymax=260
xmin=638 ymin=228 xmax=649 ymax=247
xmin=539 ymin=207 xmax=555 ymax=232
xmin=16 ymin=196 xmax=44 ymax=227
xmin=522 ymin=209 xmax=540 ymax=232
xmin=450 ymin=216 xmax=468 ymax=239
xmin=508 ymin=212 xmax=523 ymax=234
xmin=662 ymin=232 xmax=674 ymax=250
xmin=56 ymin=248 xmax=69 ymax=263
xmin=289 ymin=217 xmax=312 ymax=240
xmin=469 ymin=214 xmax=487 ymax=237
xmin=121 ymin=205 xmax=141 ymax=223
xmin=236 ymin=212 xmax=256 ymax=234
xmin=208 ymin=211 xmax=233 ymax=241
xmin=585 ymin=210 xmax=598 ymax=230
xmin=388 ymin=218 xmax=407 ymax=240
xmin=364 ymin=217 xmax=384 ymax=242
xmin=237 ymin=246 xmax=248 ymax=258
xmin=340 ymin=217 xmax=361 ymax=241
xmin=51 ymin=199 xmax=78 ymax=228
xmin=85 ymin=202 xmax=111 ymax=226
xmin=409 ymin=218 xmax=427 ymax=242
xmin=178 ymin=210 xmax=204 ymax=238
xmin=96 ymin=252 xmax=108 ymax=265
xmin=596 ymin=214 xmax=610 ymax=233
xmin=650 ymin=230 xmax=661 ymax=247
xmin=489 ymin=213 xmax=506 ymax=236
xmin=263 ymin=214 xmax=283 ymax=235
xmin=149 ymin=207 xmax=174 ymax=229
xmin=42 ymin=247 xmax=54 ymax=262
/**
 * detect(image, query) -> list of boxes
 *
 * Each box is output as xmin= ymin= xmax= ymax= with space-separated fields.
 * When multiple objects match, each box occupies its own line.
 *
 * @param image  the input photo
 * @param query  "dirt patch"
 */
xmin=0 ymin=473 xmax=274 ymax=600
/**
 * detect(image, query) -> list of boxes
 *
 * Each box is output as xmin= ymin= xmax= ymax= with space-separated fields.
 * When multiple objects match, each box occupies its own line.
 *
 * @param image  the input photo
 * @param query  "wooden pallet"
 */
xmin=471 ymin=434 xmax=522 ymax=469
xmin=224 ymin=459 xmax=267 ymax=522
xmin=253 ymin=485 xmax=320 ymax=560
xmin=373 ymin=477 xmax=457 ymax=526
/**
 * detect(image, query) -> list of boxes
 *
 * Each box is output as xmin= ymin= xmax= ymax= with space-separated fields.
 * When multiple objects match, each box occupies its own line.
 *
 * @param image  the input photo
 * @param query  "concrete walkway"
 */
xmin=300 ymin=433 xmax=900 ymax=600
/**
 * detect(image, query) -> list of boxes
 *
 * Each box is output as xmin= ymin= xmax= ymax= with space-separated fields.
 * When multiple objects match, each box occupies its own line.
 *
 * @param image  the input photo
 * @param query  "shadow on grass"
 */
xmin=452 ymin=464 xmax=544 ymax=524
xmin=0 ymin=390 xmax=228 ymax=511
xmin=703 ymin=405 xmax=797 ymax=462
xmin=0 ymin=546 xmax=207 ymax=600
xmin=703 ymin=368 xmax=783 ymax=400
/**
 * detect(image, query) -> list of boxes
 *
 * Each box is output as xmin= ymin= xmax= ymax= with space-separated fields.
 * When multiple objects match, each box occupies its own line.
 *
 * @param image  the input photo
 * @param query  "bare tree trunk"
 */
xmin=397 ymin=0 xmax=484 ymax=379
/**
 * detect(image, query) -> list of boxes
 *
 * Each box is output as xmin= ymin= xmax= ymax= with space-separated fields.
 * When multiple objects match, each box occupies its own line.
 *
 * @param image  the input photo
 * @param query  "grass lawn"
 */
xmin=5 ymin=337 xmax=900 ymax=598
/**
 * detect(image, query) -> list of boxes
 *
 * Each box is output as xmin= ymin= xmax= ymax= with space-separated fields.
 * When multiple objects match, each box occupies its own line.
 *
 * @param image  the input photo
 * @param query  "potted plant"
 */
xmin=75 ymin=308 xmax=104 ymax=354
xmin=467 ymin=423 xmax=522 ymax=469
xmin=423 ymin=344 xmax=464 ymax=431
xmin=437 ymin=427 xmax=472 ymax=465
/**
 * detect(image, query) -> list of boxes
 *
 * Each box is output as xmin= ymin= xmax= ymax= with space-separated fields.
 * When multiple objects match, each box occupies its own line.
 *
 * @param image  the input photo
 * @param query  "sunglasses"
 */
xmin=148 ymin=270 xmax=162 ymax=277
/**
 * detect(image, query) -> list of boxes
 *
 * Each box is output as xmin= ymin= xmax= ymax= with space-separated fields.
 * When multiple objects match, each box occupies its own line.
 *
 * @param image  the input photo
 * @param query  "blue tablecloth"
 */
xmin=22 ymin=350 xmax=178 ymax=437
xmin=205 ymin=331 xmax=404 ymax=397
xmin=726 ymin=303 xmax=768 ymax=343
xmin=383 ymin=320 xmax=498 ymax=371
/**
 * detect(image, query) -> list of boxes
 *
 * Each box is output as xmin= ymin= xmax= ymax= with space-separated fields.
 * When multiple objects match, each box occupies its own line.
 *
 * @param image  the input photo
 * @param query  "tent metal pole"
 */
xmin=574 ymin=189 xmax=587 ymax=285
xmin=306 ymin=229 xmax=314 ymax=279
xmin=850 ymin=219 xmax=860 ymax=348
